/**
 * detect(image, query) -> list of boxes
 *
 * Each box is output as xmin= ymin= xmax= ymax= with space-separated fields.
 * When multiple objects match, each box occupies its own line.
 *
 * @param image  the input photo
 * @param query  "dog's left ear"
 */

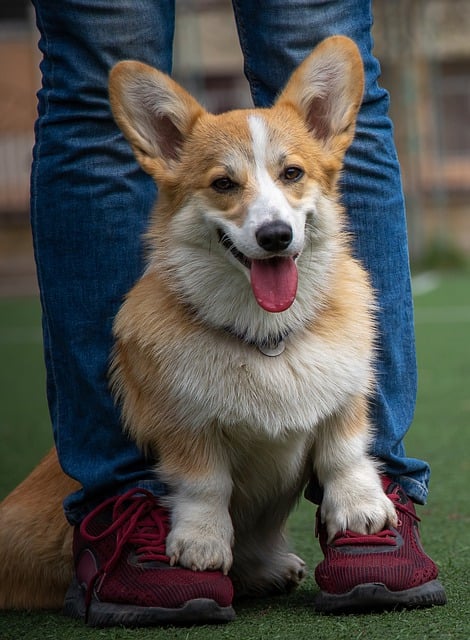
xmin=276 ymin=35 xmax=364 ymax=159
xmin=109 ymin=61 xmax=205 ymax=175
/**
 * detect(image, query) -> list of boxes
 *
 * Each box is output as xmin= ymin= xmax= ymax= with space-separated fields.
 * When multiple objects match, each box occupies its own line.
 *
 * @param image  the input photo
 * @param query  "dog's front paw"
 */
xmin=322 ymin=480 xmax=397 ymax=541
xmin=166 ymin=528 xmax=233 ymax=574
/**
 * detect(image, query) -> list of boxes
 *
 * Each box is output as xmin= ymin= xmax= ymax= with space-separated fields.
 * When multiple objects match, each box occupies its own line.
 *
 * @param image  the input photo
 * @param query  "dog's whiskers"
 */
xmin=217 ymin=229 xmax=251 ymax=269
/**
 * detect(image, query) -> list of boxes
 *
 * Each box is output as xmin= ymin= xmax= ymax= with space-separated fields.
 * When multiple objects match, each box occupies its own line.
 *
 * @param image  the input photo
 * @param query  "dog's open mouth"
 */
xmin=217 ymin=229 xmax=298 ymax=313
xmin=218 ymin=229 xmax=251 ymax=269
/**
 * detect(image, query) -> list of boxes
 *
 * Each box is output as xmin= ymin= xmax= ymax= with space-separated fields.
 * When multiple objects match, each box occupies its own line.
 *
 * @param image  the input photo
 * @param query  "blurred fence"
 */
xmin=0 ymin=8 xmax=37 ymax=223
xmin=373 ymin=0 xmax=470 ymax=260
xmin=0 ymin=133 xmax=32 ymax=218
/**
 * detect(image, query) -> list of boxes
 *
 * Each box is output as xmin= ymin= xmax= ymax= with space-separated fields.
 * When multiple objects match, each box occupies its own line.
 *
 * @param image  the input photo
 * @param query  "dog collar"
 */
xmin=183 ymin=301 xmax=289 ymax=357
xmin=223 ymin=326 xmax=288 ymax=357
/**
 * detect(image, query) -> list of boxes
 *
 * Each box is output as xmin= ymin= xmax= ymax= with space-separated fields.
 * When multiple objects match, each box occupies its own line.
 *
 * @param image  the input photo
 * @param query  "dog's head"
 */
xmin=109 ymin=36 xmax=364 ymax=335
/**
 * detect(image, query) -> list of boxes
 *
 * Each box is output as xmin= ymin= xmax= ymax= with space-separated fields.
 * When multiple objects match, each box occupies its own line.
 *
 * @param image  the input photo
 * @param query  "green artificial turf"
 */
xmin=0 ymin=271 xmax=469 ymax=639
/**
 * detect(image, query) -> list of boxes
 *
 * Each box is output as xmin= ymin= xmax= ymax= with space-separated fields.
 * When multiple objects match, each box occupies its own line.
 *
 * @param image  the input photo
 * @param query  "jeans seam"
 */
xmin=30 ymin=2 xmax=64 ymax=454
xmin=231 ymin=0 xmax=261 ymax=105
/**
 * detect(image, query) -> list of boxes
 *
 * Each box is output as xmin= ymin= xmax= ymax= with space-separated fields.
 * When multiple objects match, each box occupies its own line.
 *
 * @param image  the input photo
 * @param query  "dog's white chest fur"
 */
xmin=164 ymin=325 xmax=371 ymax=438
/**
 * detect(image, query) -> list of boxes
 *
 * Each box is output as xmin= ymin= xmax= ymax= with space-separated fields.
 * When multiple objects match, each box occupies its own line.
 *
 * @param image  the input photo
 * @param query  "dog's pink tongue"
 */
xmin=250 ymin=257 xmax=298 ymax=313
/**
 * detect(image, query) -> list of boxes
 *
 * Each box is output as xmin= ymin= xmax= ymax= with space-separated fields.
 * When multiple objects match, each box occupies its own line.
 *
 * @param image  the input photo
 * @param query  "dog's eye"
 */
xmin=211 ymin=177 xmax=237 ymax=193
xmin=282 ymin=166 xmax=304 ymax=182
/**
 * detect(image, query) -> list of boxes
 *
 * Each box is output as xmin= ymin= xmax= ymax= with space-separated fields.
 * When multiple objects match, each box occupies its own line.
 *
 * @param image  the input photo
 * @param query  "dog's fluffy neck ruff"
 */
xmin=151 ymin=259 xmax=299 ymax=353
xmin=147 ymin=227 xmax=340 ymax=357
xmin=144 ymin=189 xmax=343 ymax=355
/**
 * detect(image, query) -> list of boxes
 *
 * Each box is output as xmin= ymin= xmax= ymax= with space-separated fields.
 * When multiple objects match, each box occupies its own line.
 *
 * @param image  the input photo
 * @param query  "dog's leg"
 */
xmin=228 ymin=473 xmax=309 ymax=597
xmin=313 ymin=399 xmax=397 ymax=541
xmin=230 ymin=530 xmax=307 ymax=597
xmin=157 ymin=435 xmax=234 ymax=574
xmin=165 ymin=478 xmax=234 ymax=574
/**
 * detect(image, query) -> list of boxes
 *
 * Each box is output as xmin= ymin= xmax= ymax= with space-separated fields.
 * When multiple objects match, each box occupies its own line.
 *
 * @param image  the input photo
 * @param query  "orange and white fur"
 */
xmin=0 ymin=36 xmax=397 ymax=608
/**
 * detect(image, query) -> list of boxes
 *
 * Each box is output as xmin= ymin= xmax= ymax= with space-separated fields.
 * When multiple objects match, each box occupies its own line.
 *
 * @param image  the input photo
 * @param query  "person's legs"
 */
xmin=30 ymin=0 xmax=234 ymax=625
xmin=31 ymin=0 xmax=175 ymax=525
xmin=232 ymin=0 xmax=428 ymax=503
xmin=232 ymin=0 xmax=446 ymax=611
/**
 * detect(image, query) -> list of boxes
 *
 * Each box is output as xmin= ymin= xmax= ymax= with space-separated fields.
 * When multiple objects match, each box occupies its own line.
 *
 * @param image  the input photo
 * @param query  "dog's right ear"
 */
xmin=109 ymin=61 xmax=205 ymax=175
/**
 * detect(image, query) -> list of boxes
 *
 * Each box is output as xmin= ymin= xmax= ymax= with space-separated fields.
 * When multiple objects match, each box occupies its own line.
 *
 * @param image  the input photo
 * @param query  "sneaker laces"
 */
xmin=387 ymin=484 xmax=421 ymax=523
xmin=80 ymin=489 xmax=170 ymax=607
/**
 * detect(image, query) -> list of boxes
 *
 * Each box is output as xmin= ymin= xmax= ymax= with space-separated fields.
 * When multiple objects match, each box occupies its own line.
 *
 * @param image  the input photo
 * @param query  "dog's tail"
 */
xmin=0 ymin=448 xmax=77 ymax=609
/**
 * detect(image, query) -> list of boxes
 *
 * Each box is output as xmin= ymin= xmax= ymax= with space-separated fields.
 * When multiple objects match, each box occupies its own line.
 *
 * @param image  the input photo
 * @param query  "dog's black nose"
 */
xmin=256 ymin=221 xmax=293 ymax=252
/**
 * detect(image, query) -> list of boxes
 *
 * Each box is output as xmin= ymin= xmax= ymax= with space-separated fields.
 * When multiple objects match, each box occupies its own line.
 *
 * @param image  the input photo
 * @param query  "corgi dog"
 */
xmin=0 ymin=36 xmax=396 ymax=609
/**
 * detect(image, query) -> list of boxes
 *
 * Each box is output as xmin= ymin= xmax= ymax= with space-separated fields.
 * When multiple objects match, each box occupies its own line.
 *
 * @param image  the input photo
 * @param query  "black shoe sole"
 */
xmin=315 ymin=579 xmax=447 ymax=614
xmin=63 ymin=577 xmax=236 ymax=627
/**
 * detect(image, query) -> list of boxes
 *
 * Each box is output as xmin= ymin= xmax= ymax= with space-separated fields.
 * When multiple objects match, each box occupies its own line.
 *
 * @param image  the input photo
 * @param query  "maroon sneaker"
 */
xmin=62 ymin=489 xmax=235 ymax=627
xmin=314 ymin=477 xmax=447 ymax=613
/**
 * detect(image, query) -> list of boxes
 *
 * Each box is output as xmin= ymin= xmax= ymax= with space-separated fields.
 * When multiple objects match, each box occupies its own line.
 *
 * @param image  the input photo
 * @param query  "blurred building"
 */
xmin=0 ymin=1 xmax=37 ymax=219
xmin=0 ymin=0 xmax=469 ymax=260
xmin=373 ymin=0 xmax=470 ymax=257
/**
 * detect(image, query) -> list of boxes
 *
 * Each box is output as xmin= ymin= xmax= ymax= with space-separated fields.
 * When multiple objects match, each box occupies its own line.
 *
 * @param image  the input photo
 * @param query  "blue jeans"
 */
xmin=31 ymin=0 xmax=429 ymax=525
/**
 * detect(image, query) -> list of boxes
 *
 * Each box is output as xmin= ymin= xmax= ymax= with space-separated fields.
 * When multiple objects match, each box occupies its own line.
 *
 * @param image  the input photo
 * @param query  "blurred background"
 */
xmin=0 ymin=0 xmax=469 ymax=297
xmin=1 ymin=6 xmax=469 ymax=631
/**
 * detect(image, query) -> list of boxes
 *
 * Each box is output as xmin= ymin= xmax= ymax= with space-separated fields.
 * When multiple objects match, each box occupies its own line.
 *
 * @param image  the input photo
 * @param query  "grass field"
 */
xmin=0 ymin=271 xmax=469 ymax=639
